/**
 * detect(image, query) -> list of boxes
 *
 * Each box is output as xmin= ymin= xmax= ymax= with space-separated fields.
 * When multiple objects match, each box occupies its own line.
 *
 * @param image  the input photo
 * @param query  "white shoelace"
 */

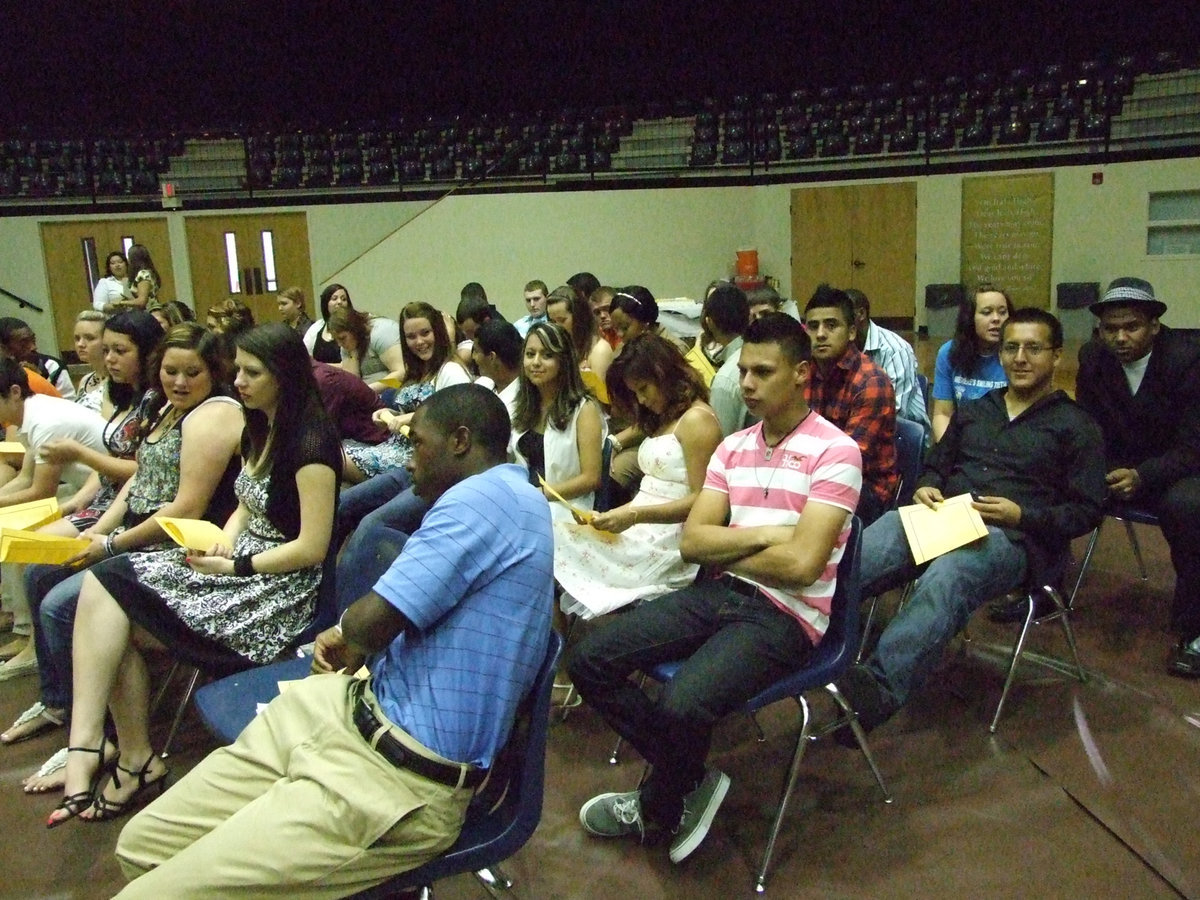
xmin=612 ymin=796 xmax=642 ymax=825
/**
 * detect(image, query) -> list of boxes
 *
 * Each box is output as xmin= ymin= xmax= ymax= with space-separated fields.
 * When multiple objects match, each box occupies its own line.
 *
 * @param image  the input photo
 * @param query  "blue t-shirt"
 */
xmin=371 ymin=463 xmax=554 ymax=767
xmin=932 ymin=340 xmax=1007 ymax=404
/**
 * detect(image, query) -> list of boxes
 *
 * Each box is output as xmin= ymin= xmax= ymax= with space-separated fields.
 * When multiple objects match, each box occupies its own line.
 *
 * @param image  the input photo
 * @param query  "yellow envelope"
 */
xmin=0 ymin=497 xmax=61 ymax=531
xmin=537 ymin=476 xmax=616 ymax=535
xmin=0 ymin=441 xmax=25 ymax=454
xmin=0 ymin=529 xmax=89 ymax=564
xmin=377 ymin=376 xmax=403 ymax=389
xmin=156 ymin=516 xmax=228 ymax=552
xmin=898 ymin=493 xmax=989 ymax=565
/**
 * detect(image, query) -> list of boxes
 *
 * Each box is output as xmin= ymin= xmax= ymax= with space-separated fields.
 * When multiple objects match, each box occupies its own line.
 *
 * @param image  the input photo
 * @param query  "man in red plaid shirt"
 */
xmin=804 ymin=284 xmax=898 ymax=524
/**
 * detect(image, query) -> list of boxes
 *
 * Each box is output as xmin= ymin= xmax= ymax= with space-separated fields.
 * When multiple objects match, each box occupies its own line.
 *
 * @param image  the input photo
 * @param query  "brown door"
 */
xmin=790 ymin=182 xmax=917 ymax=323
xmin=40 ymin=218 xmax=173 ymax=356
xmin=183 ymin=213 xmax=313 ymax=326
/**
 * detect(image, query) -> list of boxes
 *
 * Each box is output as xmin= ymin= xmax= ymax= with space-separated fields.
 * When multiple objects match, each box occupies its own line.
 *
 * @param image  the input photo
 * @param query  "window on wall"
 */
xmin=1148 ymin=191 xmax=1200 ymax=256
xmin=261 ymin=230 xmax=278 ymax=291
xmin=81 ymin=237 xmax=99 ymax=293
xmin=224 ymin=232 xmax=241 ymax=293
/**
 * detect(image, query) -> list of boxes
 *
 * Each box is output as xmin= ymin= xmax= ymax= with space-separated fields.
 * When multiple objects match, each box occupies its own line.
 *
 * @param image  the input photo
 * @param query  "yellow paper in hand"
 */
xmin=377 ymin=376 xmax=403 ymax=389
xmin=0 ymin=441 xmax=26 ymax=455
xmin=898 ymin=493 xmax=989 ymax=565
xmin=0 ymin=497 xmax=61 ymax=531
xmin=0 ymin=529 xmax=89 ymax=564
xmin=537 ymin=476 xmax=617 ymax=536
xmin=156 ymin=516 xmax=228 ymax=552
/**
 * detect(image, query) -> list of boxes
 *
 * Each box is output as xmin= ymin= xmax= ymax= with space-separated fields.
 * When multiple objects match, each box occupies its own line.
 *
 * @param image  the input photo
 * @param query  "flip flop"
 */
xmin=0 ymin=657 xmax=38 ymax=682
xmin=1 ymin=702 xmax=64 ymax=744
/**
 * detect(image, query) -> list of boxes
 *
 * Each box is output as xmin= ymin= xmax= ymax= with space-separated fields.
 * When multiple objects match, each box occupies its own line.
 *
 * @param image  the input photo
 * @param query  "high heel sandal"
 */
xmin=86 ymin=754 xmax=170 ymax=823
xmin=46 ymin=742 xmax=118 ymax=829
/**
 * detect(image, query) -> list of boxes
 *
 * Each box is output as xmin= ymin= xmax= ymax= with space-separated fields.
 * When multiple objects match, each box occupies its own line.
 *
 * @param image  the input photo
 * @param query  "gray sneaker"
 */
xmin=669 ymin=768 xmax=730 ymax=863
xmin=580 ymin=790 xmax=646 ymax=840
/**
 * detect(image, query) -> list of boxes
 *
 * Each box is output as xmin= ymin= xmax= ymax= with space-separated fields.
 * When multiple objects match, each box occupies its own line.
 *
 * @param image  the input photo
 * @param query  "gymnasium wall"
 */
xmin=0 ymin=155 xmax=1197 ymax=353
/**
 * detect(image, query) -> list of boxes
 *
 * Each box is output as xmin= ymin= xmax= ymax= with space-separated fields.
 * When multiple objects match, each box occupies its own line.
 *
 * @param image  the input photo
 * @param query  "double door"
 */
xmin=183 ymin=213 xmax=313 ymax=325
xmin=41 ymin=218 xmax=173 ymax=355
xmin=790 ymin=182 xmax=917 ymax=324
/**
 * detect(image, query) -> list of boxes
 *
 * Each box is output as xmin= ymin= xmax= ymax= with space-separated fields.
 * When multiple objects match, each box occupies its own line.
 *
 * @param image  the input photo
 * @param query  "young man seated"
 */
xmin=113 ymin=385 xmax=555 ymax=897
xmin=803 ymin=284 xmax=898 ymax=523
xmin=838 ymin=308 xmax=1106 ymax=735
xmin=569 ymin=313 xmax=862 ymax=864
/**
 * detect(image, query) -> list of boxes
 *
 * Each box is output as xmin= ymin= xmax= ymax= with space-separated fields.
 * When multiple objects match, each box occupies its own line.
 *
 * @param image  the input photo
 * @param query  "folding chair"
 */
xmin=615 ymin=519 xmax=892 ymax=892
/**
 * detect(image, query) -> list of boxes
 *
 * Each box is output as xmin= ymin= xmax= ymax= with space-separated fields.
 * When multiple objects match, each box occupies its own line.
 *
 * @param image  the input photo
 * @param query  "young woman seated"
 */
xmin=49 ymin=323 xmax=340 ymax=826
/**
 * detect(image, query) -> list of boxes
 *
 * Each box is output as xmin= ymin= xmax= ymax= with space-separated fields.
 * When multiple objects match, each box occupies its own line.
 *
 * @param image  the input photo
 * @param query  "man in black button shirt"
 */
xmin=838 ymin=308 xmax=1106 ymax=733
xmin=1075 ymin=277 xmax=1200 ymax=677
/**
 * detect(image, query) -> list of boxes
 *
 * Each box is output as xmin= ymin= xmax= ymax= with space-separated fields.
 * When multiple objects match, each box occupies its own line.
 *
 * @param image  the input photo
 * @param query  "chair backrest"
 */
xmin=892 ymin=417 xmax=927 ymax=509
xmin=595 ymin=436 xmax=614 ymax=513
xmin=349 ymin=629 xmax=564 ymax=899
xmin=743 ymin=516 xmax=862 ymax=710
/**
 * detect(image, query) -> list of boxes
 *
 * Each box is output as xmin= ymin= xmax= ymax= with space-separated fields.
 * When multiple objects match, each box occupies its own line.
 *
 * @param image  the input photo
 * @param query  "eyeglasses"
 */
xmin=999 ymin=342 xmax=1054 ymax=357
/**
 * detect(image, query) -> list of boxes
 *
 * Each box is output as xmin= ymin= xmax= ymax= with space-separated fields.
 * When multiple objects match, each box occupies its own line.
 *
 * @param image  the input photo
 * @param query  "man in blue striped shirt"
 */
xmin=115 ymin=385 xmax=555 ymax=899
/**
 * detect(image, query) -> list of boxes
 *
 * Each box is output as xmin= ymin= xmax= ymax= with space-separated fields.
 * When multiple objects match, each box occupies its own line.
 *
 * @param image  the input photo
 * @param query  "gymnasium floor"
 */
xmin=1 ymin=337 xmax=1196 ymax=899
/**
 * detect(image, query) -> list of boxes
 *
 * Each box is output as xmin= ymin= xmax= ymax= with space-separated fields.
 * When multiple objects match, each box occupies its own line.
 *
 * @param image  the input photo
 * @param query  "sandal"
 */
xmin=1 ymin=702 xmax=65 ymax=745
xmin=86 ymin=755 xmax=170 ymax=823
xmin=46 ymin=742 xmax=117 ymax=829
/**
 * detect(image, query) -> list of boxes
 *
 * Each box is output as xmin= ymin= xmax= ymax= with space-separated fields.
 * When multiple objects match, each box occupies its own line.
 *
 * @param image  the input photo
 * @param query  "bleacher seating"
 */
xmin=0 ymin=51 xmax=1196 ymax=201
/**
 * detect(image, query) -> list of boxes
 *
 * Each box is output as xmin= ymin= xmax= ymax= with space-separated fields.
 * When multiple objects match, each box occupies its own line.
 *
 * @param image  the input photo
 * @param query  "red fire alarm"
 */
xmin=1092 ymin=171 xmax=1103 ymax=185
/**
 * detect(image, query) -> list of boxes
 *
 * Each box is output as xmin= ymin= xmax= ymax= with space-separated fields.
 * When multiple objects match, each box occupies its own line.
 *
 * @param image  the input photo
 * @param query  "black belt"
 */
xmin=352 ymin=696 xmax=485 ymax=789
xmin=718 ymin=573 xmax=763 ymax=600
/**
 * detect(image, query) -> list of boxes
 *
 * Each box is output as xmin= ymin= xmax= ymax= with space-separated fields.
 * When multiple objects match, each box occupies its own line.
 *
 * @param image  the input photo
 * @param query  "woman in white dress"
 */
xmin=555 ymin=333 xmax=722 ymax=618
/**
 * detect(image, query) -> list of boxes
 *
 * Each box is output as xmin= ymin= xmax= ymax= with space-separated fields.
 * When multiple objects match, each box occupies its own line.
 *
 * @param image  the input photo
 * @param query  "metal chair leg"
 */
xmin=857 ymin=595 xmax=880 ymax=664
xmin=989 ymin=596 xmax=1038 ymax=733
xmin=160 ymin=667 xmax=201 ymax=758
xmin=150 ymin=661 xmax=181 ymax=716
xmin=1048 ymin=586 xmax=1086 ymax=683
xmin=1122 ymin=519 xmax=1148 ymax=580
xmin=474 ymin=864 xmax=514 ymax=898
xmin=826 ymin=683 xmax=891 ymax=802
xmin=606 ymin=672 xmax=647 ymax=765
xmin=753 ymin=694 xmax=815 ymax=893
xmin=1067 ymin=525 xmax=1102 ymax=608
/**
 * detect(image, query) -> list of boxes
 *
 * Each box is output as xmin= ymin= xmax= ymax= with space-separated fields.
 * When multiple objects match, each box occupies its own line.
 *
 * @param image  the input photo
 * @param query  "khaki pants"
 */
xmin=116 ymin=673 xmax=474 ymax=899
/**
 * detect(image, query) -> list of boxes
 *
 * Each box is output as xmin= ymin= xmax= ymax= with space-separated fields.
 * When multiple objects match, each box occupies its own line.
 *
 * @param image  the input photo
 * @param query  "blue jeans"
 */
xmin=568 ymin=579 xmax=811 ymax=829
xmin=860 ymin=510 xmax=1027 ymax=708
xmin=334 ymin=469 xmax=429 ymax=613
xmin=28 ymin=565 xmax=88 ymax=711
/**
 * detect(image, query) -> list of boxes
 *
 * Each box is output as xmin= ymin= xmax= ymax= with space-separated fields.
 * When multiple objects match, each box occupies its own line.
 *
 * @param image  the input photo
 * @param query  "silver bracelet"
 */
xmin=609 ymin=434 xmax=623 ymax=454
xmin=104 ymin=533 xmax=117 ymax=557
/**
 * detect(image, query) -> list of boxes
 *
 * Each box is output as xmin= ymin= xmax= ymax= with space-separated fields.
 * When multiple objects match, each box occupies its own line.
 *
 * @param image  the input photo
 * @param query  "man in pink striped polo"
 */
xmin=570 ymin=312 xmax=863 ymax=865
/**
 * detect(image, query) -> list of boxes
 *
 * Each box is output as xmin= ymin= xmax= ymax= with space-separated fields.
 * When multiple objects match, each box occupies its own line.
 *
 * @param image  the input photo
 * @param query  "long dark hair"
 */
xmin=399 ymin=301 xmax=456 ymax=385
xmin=513 ymin=322 xmax=591 ymax=433
xmin=547 ymin=285 xmax=598 ymax=362
xmin=326 ymin=306 xmax=371 ymax=365
xmin=948 ymin=283 xmax=1014 ymax=376
xmin=607 ymin=333 xmax=707 ymax=435
xmin=234 ymin=323 xmax=338 ymax=532
xmin=126 ymin=244 xmax=160 ymax=289
xmin=104 ymin=310 xmax=162 ymax=412
xmin=318 ymin=283 xmax=352 ymax=321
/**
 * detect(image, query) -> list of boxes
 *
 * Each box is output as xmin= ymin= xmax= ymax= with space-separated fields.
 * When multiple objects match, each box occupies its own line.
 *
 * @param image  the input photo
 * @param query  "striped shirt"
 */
xmin=371 ymin=463 xmax=555 ymax=767
xmin=705 ymin=413 xmax=862 ymax=643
